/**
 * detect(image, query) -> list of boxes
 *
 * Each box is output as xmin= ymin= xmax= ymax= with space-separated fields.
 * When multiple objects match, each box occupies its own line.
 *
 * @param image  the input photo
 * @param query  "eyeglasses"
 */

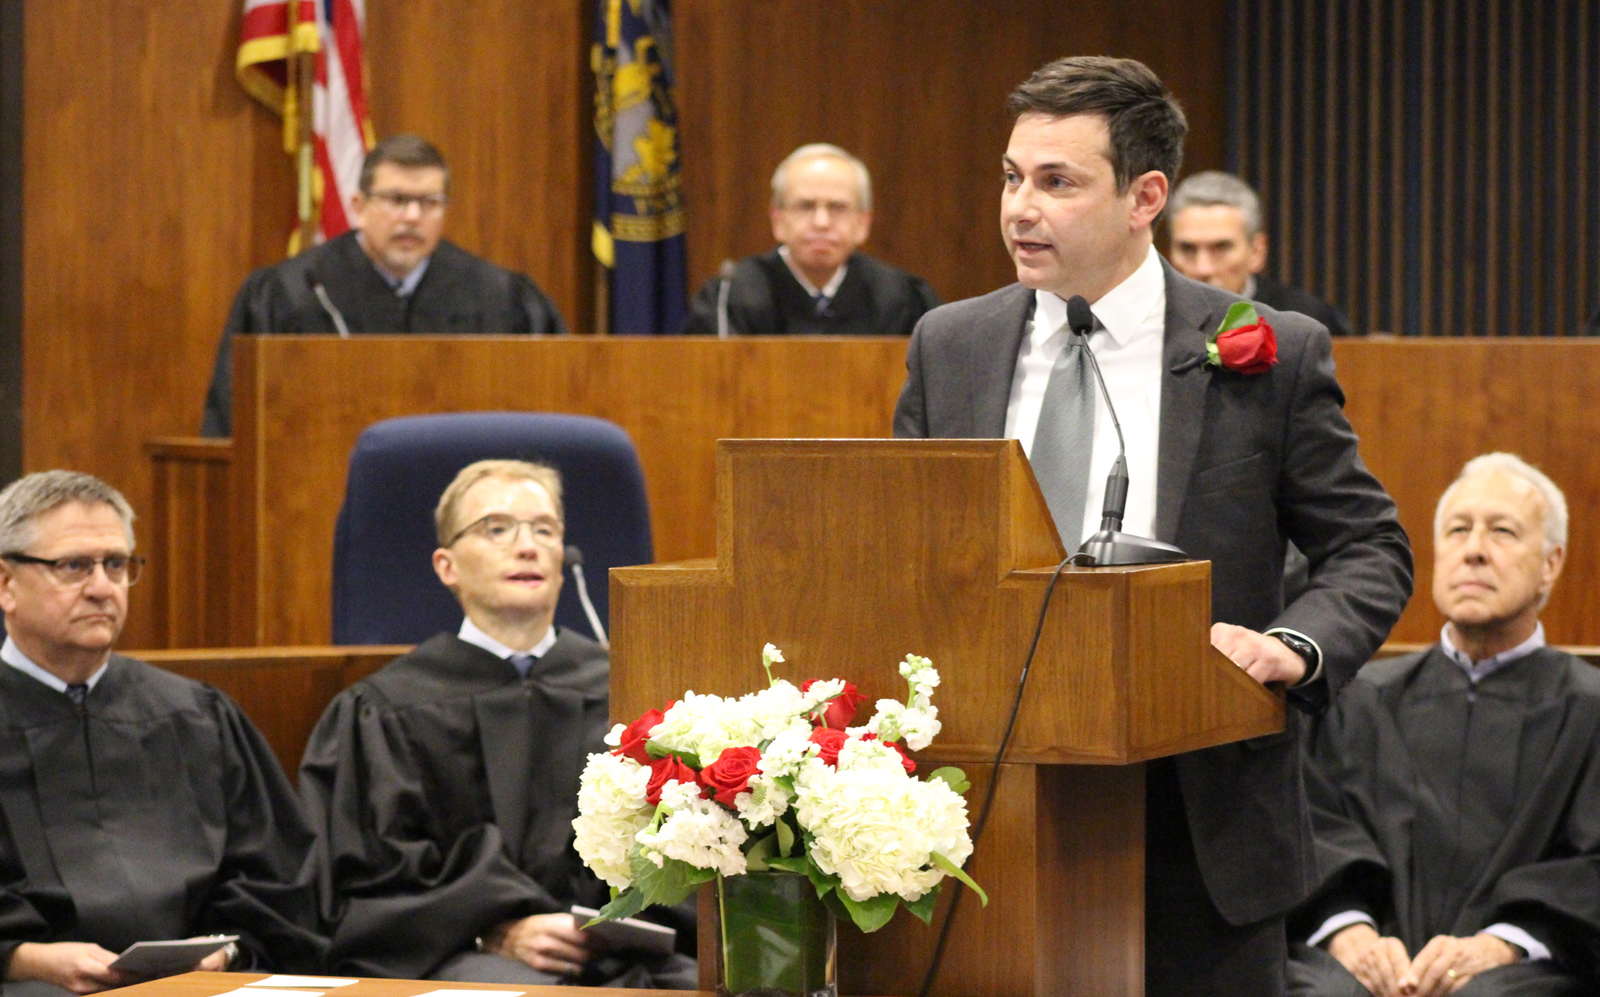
xmin=780 ymin=199 xmax=859 ymax=221
xmin=446 ymin=513 xmax=564 ymax=549
xmin=366 ymin=190 xmax=447 ymax=214
xmin=2 ymin=553 xmax=145 ymax=586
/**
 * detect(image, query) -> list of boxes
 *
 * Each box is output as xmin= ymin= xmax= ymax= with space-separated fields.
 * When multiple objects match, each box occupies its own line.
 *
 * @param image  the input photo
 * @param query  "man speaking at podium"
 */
xmin=894 ymin=56 xmax=1413 ymax=995
xmin=201 ymin=134 xmax=566 ymax=437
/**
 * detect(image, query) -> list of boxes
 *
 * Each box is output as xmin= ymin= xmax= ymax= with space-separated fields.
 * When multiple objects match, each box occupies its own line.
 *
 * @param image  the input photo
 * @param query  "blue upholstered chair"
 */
xmin=331 ymin=412 xmax=652 ymax=645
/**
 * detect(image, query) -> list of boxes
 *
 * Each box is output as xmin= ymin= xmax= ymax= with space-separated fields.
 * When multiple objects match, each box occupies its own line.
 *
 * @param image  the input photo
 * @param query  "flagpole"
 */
xmin=287 ymin=0 xmax=316 ymax=254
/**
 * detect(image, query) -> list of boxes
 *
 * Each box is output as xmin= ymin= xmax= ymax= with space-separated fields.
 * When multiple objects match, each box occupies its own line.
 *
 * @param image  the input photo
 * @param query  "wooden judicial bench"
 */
xmin=101 ymin=971 xmax=704 ymax=997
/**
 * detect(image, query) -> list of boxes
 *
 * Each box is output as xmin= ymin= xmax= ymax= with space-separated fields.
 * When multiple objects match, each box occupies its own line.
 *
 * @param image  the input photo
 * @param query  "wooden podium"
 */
xmin=610 ymin=439 xmax=1284 ymax=997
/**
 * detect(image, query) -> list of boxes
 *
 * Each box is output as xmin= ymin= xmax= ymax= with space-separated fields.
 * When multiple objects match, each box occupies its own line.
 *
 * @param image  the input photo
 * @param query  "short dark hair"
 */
xmin=1006 ymin=56 xmax=1187 ymax=192
xmin=359 ymin=133 xmax=450 ymax=194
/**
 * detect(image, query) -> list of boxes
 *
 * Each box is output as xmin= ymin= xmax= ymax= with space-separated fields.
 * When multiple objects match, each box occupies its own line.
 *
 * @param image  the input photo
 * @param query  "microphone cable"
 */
xmin=918 ymin=551 xmax=1074 ymax=997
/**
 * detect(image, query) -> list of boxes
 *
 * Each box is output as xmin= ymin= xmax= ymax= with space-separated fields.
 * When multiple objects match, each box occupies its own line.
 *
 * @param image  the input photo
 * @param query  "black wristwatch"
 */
xmin=1270 ymin=631 xmax=1320 ymax=684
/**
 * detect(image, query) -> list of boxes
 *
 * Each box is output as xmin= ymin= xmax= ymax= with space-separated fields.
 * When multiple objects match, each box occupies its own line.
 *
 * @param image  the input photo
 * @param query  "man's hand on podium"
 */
xmin=481 ymin=912 xmax=596 ymax=977
xmin=1210 ymin=623 xmax=1307 ymax=686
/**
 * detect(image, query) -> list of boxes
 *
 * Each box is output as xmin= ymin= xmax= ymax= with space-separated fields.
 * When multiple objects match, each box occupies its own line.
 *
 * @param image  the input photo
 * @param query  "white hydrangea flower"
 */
xmin=572 ymin=752 xmax=653 ymax=890
xmin=758 ymin=725 xmax=821 ymax=780
xmin=793 ymin=763 xmax=973 ymax=903
xmin=833 ymin=735 xmax=911 ymax=775
xmin=733 ymin=771 xmax=793 ymax=828
xmin=651 ymin=691 xmax=764 ymax=763
xmin=635 ymin=781 xmax=749 ymax=877
xmin=741 ymin=681 xmax=807 ymax=740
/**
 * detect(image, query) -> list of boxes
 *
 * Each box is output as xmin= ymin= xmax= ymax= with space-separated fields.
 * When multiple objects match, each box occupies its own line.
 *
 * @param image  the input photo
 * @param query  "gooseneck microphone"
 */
xmin=307 ymin=273 xmax=351 ymax=338
xmin=715 ymin=259 xmax=737 ymax=340
xmin=1062 ymin=295 xmax=1188 ymax=567
xmin=564 ymin=544 xmax=609 ymax=648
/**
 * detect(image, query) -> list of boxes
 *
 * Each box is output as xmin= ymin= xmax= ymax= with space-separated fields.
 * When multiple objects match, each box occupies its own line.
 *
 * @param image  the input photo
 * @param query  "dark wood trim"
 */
xmin=0 ymin=0 xmax=20 ymax=483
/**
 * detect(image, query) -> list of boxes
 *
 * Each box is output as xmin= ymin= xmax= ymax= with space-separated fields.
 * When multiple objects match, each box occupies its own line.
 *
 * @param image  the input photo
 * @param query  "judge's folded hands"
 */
xmin=1327 ymin=923 xmax=1519 ymax=997
xmin=1209 ymin=622 xmax=1307 ymax=685
xmin=481 ymin=913 xmax=598 ymax=978
xmin=5 ymin=940 xmax=232 ymax=995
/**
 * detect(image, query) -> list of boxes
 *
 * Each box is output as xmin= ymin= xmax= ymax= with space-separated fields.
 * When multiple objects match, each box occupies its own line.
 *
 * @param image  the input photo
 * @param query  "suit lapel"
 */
xmin=1156 ymin=265 xmax=1219 ymax=543
xmin=967 ymin=285 xmax=1034 ymax=437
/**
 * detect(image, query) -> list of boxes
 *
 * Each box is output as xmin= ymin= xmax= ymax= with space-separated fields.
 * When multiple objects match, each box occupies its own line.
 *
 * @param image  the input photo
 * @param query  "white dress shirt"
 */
xmin=1005 ymin=245 xmax=1166 ymax=542
xmin=457 ymin=616 xmax=557 ymax=677
xmin=2 ymin=636 xmax=107 ymax=693
xmin=778 ymin=245 xmax=847 ymax=301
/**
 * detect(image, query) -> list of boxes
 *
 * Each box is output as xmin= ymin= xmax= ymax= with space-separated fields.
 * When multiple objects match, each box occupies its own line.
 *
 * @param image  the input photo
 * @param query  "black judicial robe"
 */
xmin=299 ymin=631 xmax=678 ymax=981
xmin=201 ymin=231 xmax=567 ymax=437
xmin=0 ymin=657 xmax=326 ymax=974
xmin=683 ymin=249 xmax=939 ymax=336
xmin=1291 ymin=646 xmax=1600 ymax=983
xmin=1251 ymin=273 xmax=1355 ymax=337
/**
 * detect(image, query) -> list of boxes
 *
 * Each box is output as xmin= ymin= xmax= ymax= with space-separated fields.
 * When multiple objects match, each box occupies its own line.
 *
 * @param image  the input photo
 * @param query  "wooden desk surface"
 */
xmin=102 ymin=971 xmax=707 ymax=997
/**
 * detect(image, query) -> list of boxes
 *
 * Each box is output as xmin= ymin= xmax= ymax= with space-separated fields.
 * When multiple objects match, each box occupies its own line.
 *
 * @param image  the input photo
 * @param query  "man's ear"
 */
xmin=1542 ymin=543 xmax=1566 ymax=594
xmin=0 ymin=563 xmax=15 ymax=617
xmin=432 ymin=547 xmax=458 ymax=591
xmin=1248 ymin=232 xmax=1269 ymax=274
xmin=1129 ymin=171 xmax=1169 ymax=231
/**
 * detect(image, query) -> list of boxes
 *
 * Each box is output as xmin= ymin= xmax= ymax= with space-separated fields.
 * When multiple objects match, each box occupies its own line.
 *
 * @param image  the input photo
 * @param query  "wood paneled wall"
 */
xmin=19 ymin=1 xmax=1224 ymax=647
xmin=1228 ymin=0 xmax=1600 ymax=337
xmin=676 ymin=0 xmax=1227 ymax=306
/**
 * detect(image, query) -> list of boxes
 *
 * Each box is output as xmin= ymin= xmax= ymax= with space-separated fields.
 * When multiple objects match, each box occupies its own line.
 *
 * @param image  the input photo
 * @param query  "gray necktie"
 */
xmin=1030 ymin=319 xmax=1098 ymax=549
xmin=813 ymin=292 xmax=829 ymax=316
xmin=509 ymin=653 xmax=535 ymax=678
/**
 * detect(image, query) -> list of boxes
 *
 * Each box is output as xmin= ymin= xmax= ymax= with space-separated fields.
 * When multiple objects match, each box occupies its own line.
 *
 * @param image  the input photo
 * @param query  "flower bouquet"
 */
xmin=572 ymin=644 xmax=985 ymax=997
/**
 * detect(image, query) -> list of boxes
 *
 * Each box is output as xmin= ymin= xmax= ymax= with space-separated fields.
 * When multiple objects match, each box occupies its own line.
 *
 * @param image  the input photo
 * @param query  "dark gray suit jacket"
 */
xmin=893 ymin=262 xmax=1413 ymax=925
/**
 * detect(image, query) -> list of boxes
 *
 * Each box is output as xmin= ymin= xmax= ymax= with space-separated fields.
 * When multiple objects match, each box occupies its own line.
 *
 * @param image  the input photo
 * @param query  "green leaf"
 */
xmin=904 ymin=885 xmax=941 ymax=925
xmin=628 ymin=848 xmax=716 ymax=910
xmin=837 ymin=890 xmax=901 ymax=933
xmin=775 ymin=816 xmax=796 ymax=857
xmin=593 ymin=885 xmax=647 ymax=923
xmin=1217 ymin=300 xmax=1260 ymax=334
xmin=744 ymin=832 xmax=777 ymax=872
xmin=645 ymin=742 xmax=701 ymax=769
xmin=927 ymin=767 xmax=971 ymax=794
xmin=931 ymin=852 xmax=988 ymax=906
xmin=763 ymin=854 xmax=809 ymax=875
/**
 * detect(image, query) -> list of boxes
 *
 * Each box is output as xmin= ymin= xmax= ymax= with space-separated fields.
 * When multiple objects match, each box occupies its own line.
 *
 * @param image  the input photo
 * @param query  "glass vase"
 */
xmin=715 ymin=870 xmax=837 ymax=997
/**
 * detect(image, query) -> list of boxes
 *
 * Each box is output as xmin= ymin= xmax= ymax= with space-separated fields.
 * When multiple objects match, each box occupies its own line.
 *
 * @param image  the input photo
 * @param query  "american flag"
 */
xmin=238 ymin=0 xmax=374 ymax=247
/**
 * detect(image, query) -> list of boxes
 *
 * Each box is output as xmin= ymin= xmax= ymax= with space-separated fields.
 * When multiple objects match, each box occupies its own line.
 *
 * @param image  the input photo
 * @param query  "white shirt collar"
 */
xmin=358 ymin=233 xmax=431 ymax=297
xmin=1031 ymin=244 xmax=1166 ymax=350
xmin=1 ymin=636 xmax=108 ymax=694
xmin=1241 ymin=274 xmax=1258 ymax=300
xmin=1439 ymin=621 xmax=1546 ymax=684
xmin=777 ymin=245 xmax=848 ymax=299
xmin=457 ymin=616 xmax=557 ymax=666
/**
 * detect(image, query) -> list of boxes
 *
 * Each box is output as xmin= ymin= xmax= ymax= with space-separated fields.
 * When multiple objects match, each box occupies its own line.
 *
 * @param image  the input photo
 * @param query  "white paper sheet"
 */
xmin=245 ymin=978 xmax=359 ymax=989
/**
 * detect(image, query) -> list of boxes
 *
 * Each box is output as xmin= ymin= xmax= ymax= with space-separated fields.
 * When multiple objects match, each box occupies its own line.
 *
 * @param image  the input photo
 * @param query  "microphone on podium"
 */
xmin=307 ymin=273 xmax=351 ymax=338
xmin=564 ymin=544 xmax=609 ymax=648
xmin=1061 ymin=294 xmax=1188 ymax=567
xmin=715 ymin=259 xmax=737 ymax=340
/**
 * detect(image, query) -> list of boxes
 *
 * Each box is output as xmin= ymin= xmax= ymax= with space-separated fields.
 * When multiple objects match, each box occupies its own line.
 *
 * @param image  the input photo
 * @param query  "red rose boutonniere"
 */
xmin=1207 ymin=301 xmax=1278 ymax=375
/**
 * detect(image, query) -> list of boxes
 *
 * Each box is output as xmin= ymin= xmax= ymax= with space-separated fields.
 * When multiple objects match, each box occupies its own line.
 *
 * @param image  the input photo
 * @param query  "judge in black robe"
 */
xmin=0 ymin=655 xmax=327 ymax=990
xmin=1251 ymin=273 xmax=1355 ymax=338
xmin=201 ymin=229 xmax=566 ymax=437
xmin=683 ymin=248 xmax=938 ymax=336
xmin=299 ymin=631 xmax=694 ymax=986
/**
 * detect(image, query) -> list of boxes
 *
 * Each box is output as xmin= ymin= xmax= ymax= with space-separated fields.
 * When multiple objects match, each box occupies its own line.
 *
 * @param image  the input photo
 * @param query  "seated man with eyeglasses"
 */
xmin=684 ymin=143 xmax=939 ymax=335
xmin=0 ymin=471 xmax=325 ymax=997
xmin=201 ymin=133 xmax=566 ymax=437
xmin=298 ymin=460 xmax=696 ymax=988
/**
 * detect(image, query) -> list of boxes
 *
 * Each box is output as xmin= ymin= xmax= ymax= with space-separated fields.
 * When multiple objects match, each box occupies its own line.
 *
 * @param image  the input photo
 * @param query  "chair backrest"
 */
xmin=332 ymin=413 xmax=652 ymax=645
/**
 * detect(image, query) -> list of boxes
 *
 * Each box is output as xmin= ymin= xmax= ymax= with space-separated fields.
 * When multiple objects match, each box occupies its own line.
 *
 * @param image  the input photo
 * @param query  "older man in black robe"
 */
xmin=298 ymin=460 xmax=694 ymax=987
xmin=0 ymin=472 xmax=324 ymax=997
xmin=1290 ymin=454 xmax=1600 ymax=997
xmin=201 ymin=134 xmax=565 ymax=437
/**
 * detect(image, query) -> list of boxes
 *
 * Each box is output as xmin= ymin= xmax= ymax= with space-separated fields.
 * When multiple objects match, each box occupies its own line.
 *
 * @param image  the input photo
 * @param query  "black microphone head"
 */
xmin=1066 ymin=295 xmax=1095 ymax=337
xmin=563 ymin=544 xmax=584 ymax=567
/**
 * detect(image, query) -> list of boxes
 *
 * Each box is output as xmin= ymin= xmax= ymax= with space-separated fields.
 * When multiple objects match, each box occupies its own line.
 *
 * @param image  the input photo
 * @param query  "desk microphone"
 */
xmin=307 ymin=273 xmax=351 ymax=338
xmin=1062 ymin=295 xmax=1187 ymax=567
xmin=564 ymin=545 xmax=609 ymax=648
xmin=715 ymin=260 xmax=737 ymax=340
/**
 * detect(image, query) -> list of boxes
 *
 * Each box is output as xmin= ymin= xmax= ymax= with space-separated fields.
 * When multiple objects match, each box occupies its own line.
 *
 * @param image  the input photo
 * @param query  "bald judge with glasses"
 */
xmin=0 ymin=471 xmax=325 ymax=997
xmin=201 ymin=133 xmax=566 ymax=438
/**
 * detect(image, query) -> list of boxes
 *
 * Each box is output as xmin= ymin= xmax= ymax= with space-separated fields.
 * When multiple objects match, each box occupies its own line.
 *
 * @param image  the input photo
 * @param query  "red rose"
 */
xmin=810 ymin=727 xmax=849 ymax=767
xmin=613 ymin=701 xmax=674 ymax=764
xmin=801 ymin=679 xmax=868 ymax=730
xmin=1213 ymin=319 xmax=1278 ymax=374
xmin=645 ymin=755 xmax=701 ymax=805
xmin=698 ymin=746 xmax=763 ymax=806
xmin=882 ymin=739 xmax=917 ymax=775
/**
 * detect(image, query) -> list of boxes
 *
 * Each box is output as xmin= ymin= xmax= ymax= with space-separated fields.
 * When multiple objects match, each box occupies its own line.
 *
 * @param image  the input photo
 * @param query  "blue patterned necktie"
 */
xmin=813 ymin=292 xmax=829 ymax=315
xmin=65 ymin=683 xmax=88 ymax=707
xmin=1029 ymin=318 xmax=1099 ymax=549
